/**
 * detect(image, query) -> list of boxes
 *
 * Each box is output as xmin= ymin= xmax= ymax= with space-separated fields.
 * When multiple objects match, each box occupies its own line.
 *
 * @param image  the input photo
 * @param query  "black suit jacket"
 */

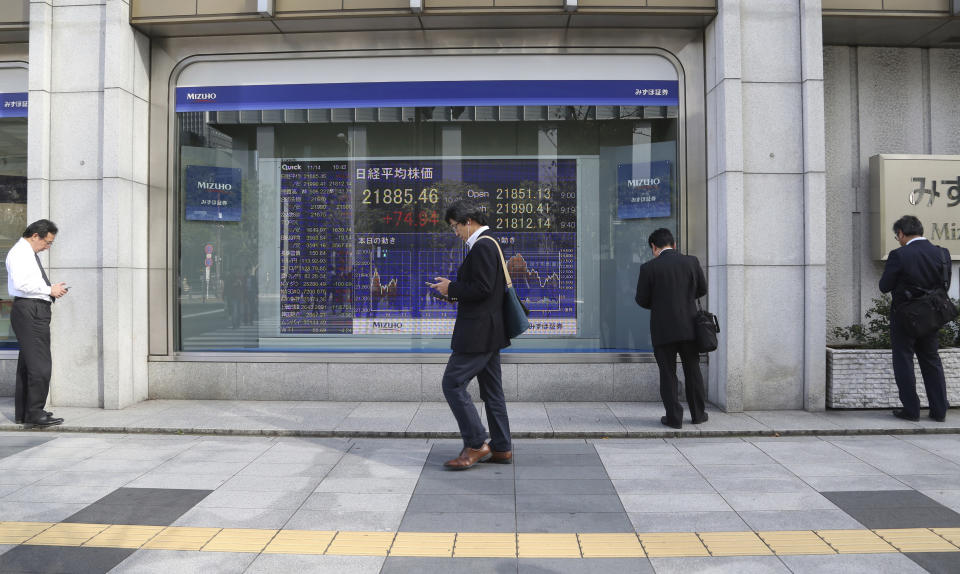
xmin=635 ymin=249 xmax=707 ymax=346
xmin=879 ymin=238 xmax=952 ymax=310
xmin=448 ymin=231 xmax=509 ymax=353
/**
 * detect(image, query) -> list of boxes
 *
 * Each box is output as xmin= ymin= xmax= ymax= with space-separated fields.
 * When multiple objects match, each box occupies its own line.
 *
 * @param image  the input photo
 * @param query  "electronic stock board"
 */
xmin=279 ymin=158 xmax=578 ymax=336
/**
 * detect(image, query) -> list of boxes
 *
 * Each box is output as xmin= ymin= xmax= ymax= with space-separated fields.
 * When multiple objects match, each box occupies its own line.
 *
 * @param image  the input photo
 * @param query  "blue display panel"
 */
xmin=279 ymin=159 xmax=578 ymax=336
xmin=617 ymin=160 xmax=673 ymax=219
xmin=184 ymin=165 xmax=243 ymax=221
xmin=176 ymin=80 xmax=679 ymax=112
xmin=0 ymin=93 xmax=27 ymax=118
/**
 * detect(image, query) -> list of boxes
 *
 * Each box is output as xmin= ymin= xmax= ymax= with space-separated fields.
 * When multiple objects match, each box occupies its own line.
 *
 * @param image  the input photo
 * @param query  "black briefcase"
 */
xmin=694 ymin=299 xmax=720 ymax=353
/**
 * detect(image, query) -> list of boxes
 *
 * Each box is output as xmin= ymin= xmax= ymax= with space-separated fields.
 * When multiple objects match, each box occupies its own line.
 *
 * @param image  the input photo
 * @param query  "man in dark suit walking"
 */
xmin=429 ymin=201 xmax=512 ymax=469
xmin=635 ymin=228 xmax=708 ymax=429
xmin=879 ymin=215 xmax=951 ymax=423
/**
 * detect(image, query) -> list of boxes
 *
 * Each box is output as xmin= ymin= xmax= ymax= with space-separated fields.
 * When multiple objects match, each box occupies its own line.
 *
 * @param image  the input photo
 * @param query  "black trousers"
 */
xmin=442 ymin=350 xmax=512 ymax=452
xmin=11 ymin=298 xmax=52 ymax=422
xmin=891 ymin=317 xmax=949 ymax=419
xmin=653 ymin=340 xmax=707 ymax=425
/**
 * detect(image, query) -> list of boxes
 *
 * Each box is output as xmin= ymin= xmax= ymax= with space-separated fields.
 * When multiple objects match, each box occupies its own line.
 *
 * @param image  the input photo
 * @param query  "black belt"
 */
xmin=14 ymin=297 xmax=51 ymax=305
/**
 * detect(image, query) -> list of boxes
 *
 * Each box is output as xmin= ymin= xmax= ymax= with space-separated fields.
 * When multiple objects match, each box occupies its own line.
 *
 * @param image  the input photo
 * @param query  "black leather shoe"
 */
xmin=692 ymin=413 xmax=709 ymax=424
xmin=893 ymin=409 xmax=920 ymax=422
xmin=25 ymin=415 xmax=63 ymax=427
xmin=18 ymin=411 xmax=53 ymax=424
xmin=929 ymin=413 xmax=946 ymax=423
xmin=661 ymin=416 xmax=682 ymax=429
xmin=14 ymin=418 xmax=23 ymax=424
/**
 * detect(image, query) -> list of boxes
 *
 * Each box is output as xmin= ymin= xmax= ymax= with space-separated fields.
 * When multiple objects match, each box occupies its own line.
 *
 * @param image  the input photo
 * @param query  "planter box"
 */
xmin=827 ymin=347 xmax=960 ymax=408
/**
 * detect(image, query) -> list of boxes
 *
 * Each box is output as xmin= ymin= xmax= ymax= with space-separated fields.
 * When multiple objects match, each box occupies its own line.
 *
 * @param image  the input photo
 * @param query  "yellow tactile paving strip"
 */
xmin=2 ymin=522 xmax=960 ymax=558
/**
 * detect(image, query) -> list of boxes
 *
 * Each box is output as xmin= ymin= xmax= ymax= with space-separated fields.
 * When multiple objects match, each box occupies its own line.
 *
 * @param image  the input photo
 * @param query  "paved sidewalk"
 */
xmin=0 ymin=398 xmax=957 ymax=437
xmin=0 ymin=432 xmax=959 ymax=573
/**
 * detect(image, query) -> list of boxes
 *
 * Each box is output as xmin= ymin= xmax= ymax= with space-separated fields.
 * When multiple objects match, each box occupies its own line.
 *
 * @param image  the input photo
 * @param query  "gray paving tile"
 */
xmin=520 ymin=558 xmax=653 ymax=573
xmin=382 ymin=557 xmax=518 ymax=574
xmin=597 ymin=452 xmax=691 ymax=466
xmin=32 ymin=472 xmax=144 ymax=488
xmin=821 ymin=489 xmax=947 ymax=509
xmin=707 ymin=476 xmax=814 ymax=494
xmin=414 ymin=478 xmax=515 ymax=495
xmin=514 ymin=453 xmax=602 ymax=466
xmin=0 ymin=545 xmax=135 ymax=574
xmin=783 ymin=461 xmax=886 ymax=477
xmin=904 ymin=552 xmax=960 ymax=574
xmin=612 ymin=477 xmax=715 ymax=494
xmin=0 ymin=436 xmax=56 ymax=448
xmin=517 ymin=512 xmax=635 ymax=533
xmin=724 ymin=491 xmax=838 ymax=512
xmin=746 ymin=411 xmax=844 ymax=432
xmin=399 ymin=511 xmax=517 ymax=532
xmin=3 ymin=485 xmax=118 ymax=505
xmin=406 ymin=493 xmax=515 ymax=513
xmin=515 ymin=479 xmax=615 ymax=495
xmin=604 ymin=465 xmax=702 ymax=481
xmin=544 ymin=404 xmax=625 ymax=433
xmin=0 ymin=502 xmax=87 ymax=522
xmin=895 ymin=473 xmax=960 ymax=491
xmin=301 ymin=492 xmax=411 ymax=512
xmin=283 ymin=509 xmax=405 ymax=531
xmin=694 ymin=464 xmax=800 ymax=480
xmin=123 ymin=473 xmax=227 ymax=490
xmin=335 ymin=402 xmax=420 ymax=432
xmin=147 ymin=460 xmax=249 ymax=476
xmin=237 ymin=462 xmax=335 ymax=478
xmin=921 ymin=489 xmax=960 ymax=512
xmin=171 ymin=506 xmax=296 ymax=529
xmin=778 ymin=553 xmax=930 ymax=574
xmin=516 ymin=494 xmax=623 ymax=513
xmin=619 ymin=493 xmax=731 ymax=513
xmin=65 ymin=488 xmax=212 ymax=526
xmin=315 ymin=478 xmax=419 ymax=494
xmin=217 ymin=474 xmax=321 ymax=492
xmin=245 ymin=554 xmax=385 ymax=574
xmin=108 ymin=549 xmax=258 ymax=574
xmin=835 ymin=505 xmax=960 ymax=529
xmin=326 ymin=463 xmax=423 ymax=479
xmin=0 ymin=469 xmax=46 ymax=486
xmin=737 ymin=509 xmax=866 ymax=531
xmin=803 ymin=475 xmax=911 ymax=492
xmin=629 ymin=511 xmax=751 ymax=533
xmin=197 ymin=489 xmax=312 ymax=510
xmin=513 ymin=440 xmax=596 ymax=454
xmin=516 ymin=465 xmax=609 ymax=480
xmin=649 ymin=556 xmax=791 ymax=574
xmin=673 ymin=442 xmax=776 ymax=466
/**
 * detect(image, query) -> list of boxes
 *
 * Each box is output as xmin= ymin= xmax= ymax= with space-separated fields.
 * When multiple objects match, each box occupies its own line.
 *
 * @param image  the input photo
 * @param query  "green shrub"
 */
xmin=832 ymin=293 xmax=960 ymax=348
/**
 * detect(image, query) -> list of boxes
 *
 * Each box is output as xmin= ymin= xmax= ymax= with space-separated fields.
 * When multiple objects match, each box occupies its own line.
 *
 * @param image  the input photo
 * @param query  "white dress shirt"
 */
xmin=465 ymin=225 xmax=490 ymax=250
xmin=6 ymin=238 xmax=51 ymax=300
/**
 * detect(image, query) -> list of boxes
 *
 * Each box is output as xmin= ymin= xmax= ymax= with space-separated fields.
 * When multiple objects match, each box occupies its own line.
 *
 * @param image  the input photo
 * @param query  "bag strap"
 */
xmin=479 ymin=235 xmax=513 ymax=288
xmin=940 ymin=247 xmax=951 ymax=291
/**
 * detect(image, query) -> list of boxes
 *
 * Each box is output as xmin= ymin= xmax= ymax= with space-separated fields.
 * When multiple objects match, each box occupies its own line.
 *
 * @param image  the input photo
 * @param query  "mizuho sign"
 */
xmin=871 ymin=154 xmax=960 ymax=260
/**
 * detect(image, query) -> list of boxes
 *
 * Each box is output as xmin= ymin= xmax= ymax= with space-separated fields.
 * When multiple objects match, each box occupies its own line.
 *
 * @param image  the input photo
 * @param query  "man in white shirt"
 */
xmin=6 ymin=219 xmax=68 ymax=426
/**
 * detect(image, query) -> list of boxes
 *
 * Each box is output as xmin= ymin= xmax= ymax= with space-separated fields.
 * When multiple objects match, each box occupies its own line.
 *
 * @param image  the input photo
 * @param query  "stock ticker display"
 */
xmin=279 ymin=158 xmax=577 ymax=336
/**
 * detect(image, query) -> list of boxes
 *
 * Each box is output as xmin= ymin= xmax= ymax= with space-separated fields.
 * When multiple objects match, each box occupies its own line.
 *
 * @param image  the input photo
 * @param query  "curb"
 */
xmin=4 ymin=424 xmax=960 ymax=439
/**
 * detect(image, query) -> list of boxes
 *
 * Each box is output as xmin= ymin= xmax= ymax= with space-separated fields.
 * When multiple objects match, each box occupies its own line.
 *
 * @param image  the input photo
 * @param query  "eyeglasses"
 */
xmin=893 ymin=231 xmax=901 ymax=240
xmin=449 ymin=222 xmax=461 ymax=233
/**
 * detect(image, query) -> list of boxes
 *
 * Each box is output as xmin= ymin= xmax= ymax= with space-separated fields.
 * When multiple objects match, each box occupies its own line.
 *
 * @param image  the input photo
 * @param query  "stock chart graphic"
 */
xmin=279 ymin=158 xmax=578 ymax=335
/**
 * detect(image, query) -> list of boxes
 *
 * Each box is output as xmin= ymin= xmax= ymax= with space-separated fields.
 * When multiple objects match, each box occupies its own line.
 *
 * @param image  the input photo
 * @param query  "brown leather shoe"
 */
xmin=444 ymin=444 xmax=491 ymax=470
xmin=487 ymin=450 xmax=512 ymax=464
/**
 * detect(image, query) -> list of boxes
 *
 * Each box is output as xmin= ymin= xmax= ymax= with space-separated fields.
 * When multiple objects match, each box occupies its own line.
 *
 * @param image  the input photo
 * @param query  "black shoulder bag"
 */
xmin=895 ymin=247 xmax=957 ymax=339
xmin=694 ymin=299 xmax=720 ymax=353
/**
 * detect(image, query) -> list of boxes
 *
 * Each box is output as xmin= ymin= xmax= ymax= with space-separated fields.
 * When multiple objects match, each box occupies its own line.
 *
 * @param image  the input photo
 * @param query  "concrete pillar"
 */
xmin=706 ymin=0 xmax=826 ymax=411
xmin=27 ymin=0 xmax=150 ymax=409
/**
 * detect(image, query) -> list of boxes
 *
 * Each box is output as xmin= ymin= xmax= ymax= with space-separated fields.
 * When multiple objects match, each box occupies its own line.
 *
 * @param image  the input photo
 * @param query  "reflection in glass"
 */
xmin=177 ymin=105 xmax=679 ymax=353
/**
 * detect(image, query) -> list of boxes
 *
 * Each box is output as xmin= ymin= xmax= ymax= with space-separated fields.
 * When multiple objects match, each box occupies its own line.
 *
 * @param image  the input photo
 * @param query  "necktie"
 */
xmin=34 ymin=253 xmax=54 ymax=302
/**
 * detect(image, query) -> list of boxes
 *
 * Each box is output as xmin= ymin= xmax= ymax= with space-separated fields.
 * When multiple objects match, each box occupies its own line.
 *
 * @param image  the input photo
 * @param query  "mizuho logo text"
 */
xmin=186 ymin=92 xmax=217 ymax=102
xmin=626 ymin=178 xmax=661 ymax=188
xmin=197 ymin=181 xmax=232 ymax=192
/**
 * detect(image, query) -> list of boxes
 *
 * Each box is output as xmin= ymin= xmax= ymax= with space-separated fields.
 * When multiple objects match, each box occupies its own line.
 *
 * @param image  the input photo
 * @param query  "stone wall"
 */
xmin=826 ymin=347 xmax=960 ymax=408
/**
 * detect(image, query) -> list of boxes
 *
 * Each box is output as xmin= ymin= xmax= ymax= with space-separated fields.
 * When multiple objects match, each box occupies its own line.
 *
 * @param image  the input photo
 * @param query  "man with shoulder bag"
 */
xmin=635 ymin=228 xmax=709 ymax=429
xmin=879 ymin=215 xmax=953 ymax=423
xmin=429 ymin=201 xmax=513 ymax=470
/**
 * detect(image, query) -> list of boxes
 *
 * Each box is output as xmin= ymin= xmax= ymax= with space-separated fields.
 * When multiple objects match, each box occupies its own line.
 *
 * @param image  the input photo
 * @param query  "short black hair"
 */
xmin=444 ymin=200 xmax=489 ymax=227
xmin=648 ymin=228 xmax=675 ymax=249
xmin=23 ymin=219 xmax=58 ymax=239
xmin=893 ymin=215 xmax=923 ymax=238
